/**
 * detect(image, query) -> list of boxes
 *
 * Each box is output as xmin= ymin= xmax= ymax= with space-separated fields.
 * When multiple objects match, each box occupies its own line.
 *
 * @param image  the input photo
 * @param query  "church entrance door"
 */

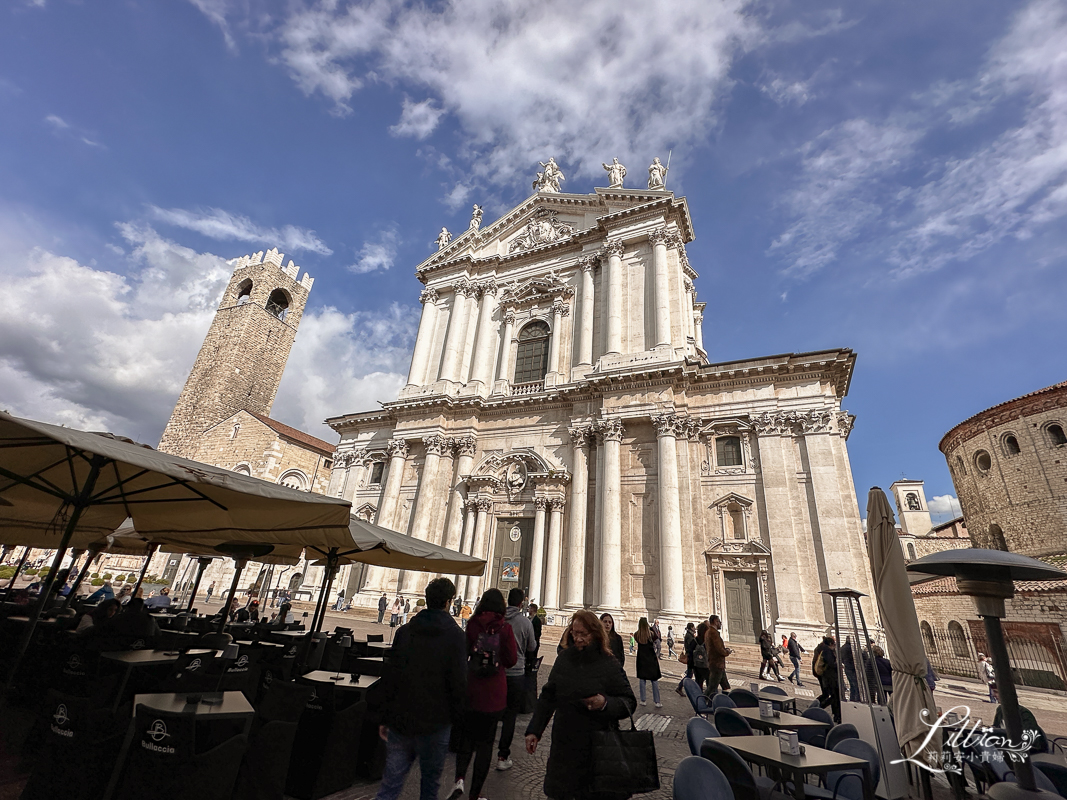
xmin=724 ymin=571 xmax=760 ymax=644
xmin=489 ymin=517 xmax=534 ymax=598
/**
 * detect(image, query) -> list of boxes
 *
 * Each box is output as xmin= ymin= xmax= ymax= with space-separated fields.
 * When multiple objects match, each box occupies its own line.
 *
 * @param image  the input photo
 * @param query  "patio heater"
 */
xmin=907 ymin=550 xmax=1066 ymax=800
xmin=824 ymin=588 xmax=909 ymax=800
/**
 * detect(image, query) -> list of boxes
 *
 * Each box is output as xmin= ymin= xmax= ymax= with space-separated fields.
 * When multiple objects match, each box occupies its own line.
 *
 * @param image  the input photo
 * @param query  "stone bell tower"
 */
xmin=158 ymin=248 xmax=314 ymax=459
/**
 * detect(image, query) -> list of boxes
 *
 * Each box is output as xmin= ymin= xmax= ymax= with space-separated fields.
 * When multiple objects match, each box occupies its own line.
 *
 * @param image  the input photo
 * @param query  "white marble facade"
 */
xmin=326 ymin=179 xmax=876 ymax=643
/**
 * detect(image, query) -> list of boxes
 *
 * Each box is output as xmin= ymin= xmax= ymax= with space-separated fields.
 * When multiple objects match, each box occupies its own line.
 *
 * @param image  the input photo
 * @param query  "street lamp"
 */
xmin=906 ymin=549 xmax=1066 ymax=800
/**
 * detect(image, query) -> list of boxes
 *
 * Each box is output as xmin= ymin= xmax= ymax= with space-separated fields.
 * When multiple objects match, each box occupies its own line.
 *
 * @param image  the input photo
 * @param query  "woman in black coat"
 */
xmin=599 ymin=612 xmax=625 ymax=671
xmin=759 ymin=630 xmax=782 ymax=681
xmin=526 ymin=610 xmax=637 ymax=800
xmin=632 ymin=617 xmax=662 ymax=707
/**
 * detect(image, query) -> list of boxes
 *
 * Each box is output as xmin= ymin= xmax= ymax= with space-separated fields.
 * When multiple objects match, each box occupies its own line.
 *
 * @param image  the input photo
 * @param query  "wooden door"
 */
xmin=490 ymin=517 xmax=534 ymax=597
xmin=724 ymin=571 xmax=760 ymax=644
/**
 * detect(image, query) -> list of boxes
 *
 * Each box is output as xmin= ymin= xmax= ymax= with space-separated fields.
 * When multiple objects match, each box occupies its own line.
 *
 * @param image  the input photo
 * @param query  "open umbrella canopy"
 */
xmin=866 ymin=487 xmax=941 ymax=763
xmin=0 ymin=411 xmax=352 ymax=547
xmin=306 ymin=515 xmax=486 ymax=575
xmin=109 ymin=519 xmax=304 ymax=565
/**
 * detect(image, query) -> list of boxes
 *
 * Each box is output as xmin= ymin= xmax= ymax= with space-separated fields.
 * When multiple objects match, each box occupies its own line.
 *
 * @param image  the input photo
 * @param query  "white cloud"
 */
xmin=760 ymin=77 xmax=813 ymax=107
xmin=0 ymin=214 xmax=413 ymax=446
xmin=44 ymin=114 xmax=104 ymax=148
xmin=391 ymin=97 xmax=444 ymax=139
xmin=348 ymin=225 xmax=399 ymax=274
xmin=275 ymin=0 xmax=762 ymax=186
xmin=928 ymin=495 xmax=962 ymax=518
xmin=187 ymin=0 xmax=237 ymax=51
xmin=44 ymin=114 xmax=69 ymax=130
xmin=149 ymin=205 xmax=333 ymax=255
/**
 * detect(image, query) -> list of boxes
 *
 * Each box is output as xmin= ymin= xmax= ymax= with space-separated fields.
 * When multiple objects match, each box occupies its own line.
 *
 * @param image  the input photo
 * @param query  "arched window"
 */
xmin=948 ymin=621 xmax=970 ymax=657
xmin=920 ymin=621 xmax=937 ymax=654
xmin=906 ymin=543 xmax=917 ymax=561
xmin=1048 ymin=424 xmax=1067 ymax=446
xmin=716 ymin=436 xmax=743 ymax=467
xmin=278 ymin=470 xmax=308 ymax=491
xmin=513 ymin=320 xmax=550 ymax=385
xmin=235 ymin=278 xmax=253 ymax=305
xmin=266 ymin=288 xmax=291 ymax=321
xmin=1004 ymin=435 xmax=1021 ymax=456
xmin=974 ymin=450 xmax=992 ymax=473
xmin=233 ymin=464 xmax=251 ymax=476
xmin=955 ymin=455 xmax=966 ymax=477
xmin=989 ymin=523 xmax=1008 ymax=551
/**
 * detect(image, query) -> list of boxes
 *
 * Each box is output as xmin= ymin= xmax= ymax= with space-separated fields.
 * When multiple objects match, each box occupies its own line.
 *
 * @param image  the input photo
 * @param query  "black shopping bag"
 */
xmin=590 ymin=714 xmax=660 ymax=794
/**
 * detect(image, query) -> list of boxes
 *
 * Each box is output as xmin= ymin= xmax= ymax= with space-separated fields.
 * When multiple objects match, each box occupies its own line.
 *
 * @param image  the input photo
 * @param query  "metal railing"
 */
xmin=922 ymin=626 xmax=1067 ymax=691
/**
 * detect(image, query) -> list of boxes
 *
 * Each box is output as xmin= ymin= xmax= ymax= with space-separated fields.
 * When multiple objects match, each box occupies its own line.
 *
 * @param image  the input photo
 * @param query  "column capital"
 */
xmin=534 ymin=496 xmax=551 ymax=511
xmin=549 ymin=498 xmax=566 ymax=512
xmin=567 ymin=423 xmax=594 ymax=446
xmin=478 ymin=278 xmax=498 ymax=297
xmin=601 ymin=239 xmax=625 ymax=259
xmin=419 ymin=287 xmax=439 ymax=305
xmin=464 ymin=497 xmax=480 ymax=512
xmin=595 ymin=418 xmax=625 ymax=442
xmin=684 ymin=276 xmax=695 ymax=294
xmin=836 ymin=411 xmax=856 ymax=438
xmin=666 ymin=231 xmax=685 ymax=250
xmin=503 ymin=309 xmax=516 ymax=325
xmin=652 ymin=413 xmax=689 ymax=439
xmin=577 ymin=253 xmax=600 ymax=273
xmin=648 ymin=228 xmax=671 ymax=247
xmin=552 ymin=298 xmax=570 ymax=317
xmin=387 ymin=438 xmax=410 ymax=458
xmin=453 ymin=434 xmax=477 ymax=456
xmin=424 ymin=434 xmax=451 ymax=456
xmin=474 ymin=498 xmax=493 ymax=513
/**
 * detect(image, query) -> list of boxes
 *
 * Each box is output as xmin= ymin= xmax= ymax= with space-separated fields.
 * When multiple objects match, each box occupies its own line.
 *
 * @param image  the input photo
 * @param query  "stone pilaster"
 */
xmin=652 ymin=413 xmax=687 ymax=618
xmin=440 ymin=281 xmax=471 ymax=383
xmin=469 ymin=281 xmax=498 ymax=388
xmin=442 ymin=436 xmax=477 ymax=552
xmin=595 ymin=419 xmax=624 ymax=610
xmin=466 ymin=498 xmax=494 ymax=600
xmin=407 ymin=288 xmax=439 ymax=386
xmin=602 ymin=241 xmax=624 ymax=355
xmin=649 ymin=229 xmax=672 ymax=349
xmin=366 ymin=438 xmax=409 ymax=591
xmin=495 ymin=310 xmax=516 ymax=390
xmin=577 ymin=256 xmax=597 ymax=368
xmin=543 ymin=498 xmax=565 ymax=611
xmin=548 ymin=298 xmax=569 ymax=379
xmin=564 ymin=424 xmax=592 ymax=610
xmin=457 ymin=498 xmax=478 ymax=601
xmin=529 ymin=496 xmax=549 ymax=604
xmin=399 ymin=434 xmax=449 ymax=593
xmin=458 ymin=283 xmax=482 ymax=383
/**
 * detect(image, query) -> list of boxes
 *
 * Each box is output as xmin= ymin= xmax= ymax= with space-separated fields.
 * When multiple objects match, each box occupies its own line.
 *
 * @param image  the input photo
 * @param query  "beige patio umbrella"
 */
xmin=0 ymin=410 xmax=350 ymax=678
xmin=866 ymin=487 xmax=941 ymax=767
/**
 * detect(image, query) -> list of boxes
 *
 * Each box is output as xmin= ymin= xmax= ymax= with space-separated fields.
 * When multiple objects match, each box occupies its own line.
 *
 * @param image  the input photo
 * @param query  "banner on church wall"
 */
xmin=500 ymin=559 xmax=520 ymax=582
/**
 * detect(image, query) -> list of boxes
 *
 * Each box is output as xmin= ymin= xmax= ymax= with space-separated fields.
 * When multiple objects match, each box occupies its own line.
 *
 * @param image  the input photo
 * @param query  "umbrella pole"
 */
xmin=132 ymin=544 xmax=158 ymax=594
xmin=59 ymin=547 xmax=100 ymax=609
xmin=982 ymin=613 xmax=1037 ymax=792
xmin=4 ymin=546 xmax=32 ymax=593
xmin=217 ymin=558 xmax=247 ymax=634
xmin=4 ymin=456 xmax=105 ymax=692
xmin=314 ymin=563 xmax=339 ymax=634
xmin=186 ymin=558 xmax=212 ymax=612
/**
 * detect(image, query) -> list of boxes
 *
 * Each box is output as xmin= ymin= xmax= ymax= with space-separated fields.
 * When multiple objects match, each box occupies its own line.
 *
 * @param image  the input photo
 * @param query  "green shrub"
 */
xmin=125 ymin=574 xmax=137 ymax=583
xmin=102 ymin=573 xmax=113 ymax=581
xmin=23 ymin=568 xmax=39 ymax=576
xmin=416 ymin=599 xmax=426 ymax=607
xmin=90 ymin=572 xmax=99 ymax=579
xmin=113 ymin=575 xmax=125 ymax=582
xmin=0 ymin=566 xmax=14 ymax=580
xmin=90 ymin=578 xmax=104 ymax=586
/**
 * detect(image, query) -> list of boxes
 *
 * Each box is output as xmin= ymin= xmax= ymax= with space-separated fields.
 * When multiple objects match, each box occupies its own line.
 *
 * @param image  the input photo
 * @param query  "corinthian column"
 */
xmin=440 ymin=281 xmax=471 ymax=383
xmin=466 ymin=498 xmax=493 ymax=599
xmin=563 ymin=425 xmax=591 ymax=610
xmin=603 ymin=241 xmax=624 ymax=355
xmin=547 ymin=299 xmax=568 ymax=378
xmin=528 ymin=497 xmax=549 ymax=603
xmin=442 ymin=436 xmax=477 ymax=552
xmin=496 ymin=310 xmax=516 ymax=385
xmin=399 ymin=434 xmax=450 ymax=594
xmin=457 ymin=499 xmax=478 ymax=600
xmin=469 ymin=281 xmax=498 ymax=387
xmin=366 ymin=438 xmax=409 ymax=591
xmin=596 ymin=419 xmax=624 ymax=610
xmin=459 ymin=284 xmax=481 ymax=383
xmin=649 ymin=230 xmax=672 ymax=349
xmin=543 ymin=498 xmax=565 ymax=610
xmin=407 ymin=288 xmax=439 ymax=386
xmin=652 ymin=413 xmax=687 ymax=617
xmin=577 ymin=256 xmax=596 ymax=367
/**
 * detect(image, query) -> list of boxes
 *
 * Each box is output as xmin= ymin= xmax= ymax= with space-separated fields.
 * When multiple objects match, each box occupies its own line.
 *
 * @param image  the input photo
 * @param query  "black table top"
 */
xmin=736 ymin=708 xmax=832 ymax=730
xmin=300 ymin=671 xmax=380 ymax=690
xmin=717 ymin=736 xmax=871 ymax=771
xmin=103 ymin=648 xmax=215 ymax=666
xmin=133 ymin=691 xmax=254 ymax=719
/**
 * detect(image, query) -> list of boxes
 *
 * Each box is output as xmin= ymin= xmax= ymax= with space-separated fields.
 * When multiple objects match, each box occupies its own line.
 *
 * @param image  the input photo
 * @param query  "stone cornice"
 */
xmin=939 ymin=381 xmax=1067 ymax=455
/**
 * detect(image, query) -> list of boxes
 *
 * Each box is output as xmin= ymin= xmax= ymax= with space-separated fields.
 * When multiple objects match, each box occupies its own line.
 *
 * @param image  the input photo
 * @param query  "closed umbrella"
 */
xmin=0 ymin=411 xmax=350 ymax=683
xmin=865 ymin=487 xmax=941 ymax=769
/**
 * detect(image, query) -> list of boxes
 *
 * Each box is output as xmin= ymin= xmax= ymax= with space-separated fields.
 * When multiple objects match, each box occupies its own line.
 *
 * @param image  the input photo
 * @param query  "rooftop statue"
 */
xmin=602 ymin=157 xmax=627 ymax=188
xmin=468 ymin=204 xmax=483 ymax=231
xmin=532 ymin=157 xmax=565 ymax=193
xmin=648 ymin=157 xmax=668 ymax=190
xmin=435 ymin=227 xmax=452 ymax=250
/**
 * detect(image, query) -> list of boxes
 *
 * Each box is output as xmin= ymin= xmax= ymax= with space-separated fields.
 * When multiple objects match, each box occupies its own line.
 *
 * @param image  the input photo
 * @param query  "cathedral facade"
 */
xmin=327 ymin=178 xmax=876 ymax=642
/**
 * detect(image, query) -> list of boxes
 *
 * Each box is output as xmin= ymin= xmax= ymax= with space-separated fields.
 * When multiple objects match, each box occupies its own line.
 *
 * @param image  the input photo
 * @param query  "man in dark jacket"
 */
xmin=497 ymin=588 xmax=538 ymax=771
xmin=787 ymin=632 xmax=806 ymax=686
xmin=377 ymin=593 xmax=388 ymax=624
xmin=376 ymin=578 xmax=466 ymax=800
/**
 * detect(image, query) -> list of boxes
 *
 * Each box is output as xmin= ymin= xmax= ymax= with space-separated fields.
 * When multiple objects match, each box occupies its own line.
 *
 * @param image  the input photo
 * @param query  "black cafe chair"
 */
xmin=729 ymin=688 xmax=760 ymax=708
xmin=714 ymin=707 xmax=754 ymax=737
xmin=111 ymin=704 xmax=248 ymax=800
xmin=699 ymin=738 xmax=778 ymax=800
xmin=366 ymin=633 xmax=385 ymax=643
xmin=233 ymin=680 xmax=314 ymax=800
xmin=286 ymin=681 xmax=367 ymax=800
xmin=674 ymin=756 xmax=734 ymax=800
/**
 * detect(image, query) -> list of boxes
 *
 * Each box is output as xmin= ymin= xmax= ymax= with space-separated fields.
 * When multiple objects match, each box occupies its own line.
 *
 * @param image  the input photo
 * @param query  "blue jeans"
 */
xmin=639 ymin=679 xmax=661 ymax=704
xmin=375 ymin=726 xmax=451 ymax=800
xmin=790 ymin=655 xmax=803 ymax=685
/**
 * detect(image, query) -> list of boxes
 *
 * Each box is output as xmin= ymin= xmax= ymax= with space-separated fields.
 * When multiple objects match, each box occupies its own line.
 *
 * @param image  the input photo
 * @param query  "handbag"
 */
xmin=677 ymin=652 xmax=688 ymax=665
xmin=591 ymin=713 xmax=660 ymax=794
xmin=521 ymin=655 xmax=543 ymax=713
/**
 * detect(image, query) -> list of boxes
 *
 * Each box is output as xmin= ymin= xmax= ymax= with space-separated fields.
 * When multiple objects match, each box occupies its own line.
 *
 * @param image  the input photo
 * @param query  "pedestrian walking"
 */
xmin=813 ymin=635 xmax=840 ymax=721
xmin=403 ymin=598 xmax=411 ymax=624
xmin=675 ymin=622 xmax=697 ymax=694
xmin=524 ymin=611 xmax=637 ymax=800
xmin=629 ymin=634 xmax=635 ymax=654
xmin=460 ymin=600 xmax=472 ymax=630
xmin=390 ymin=595 xmax=402 ymax=627
xmin=206 ymin=581 xmax=215 ymax=603
xmin=376 ymin=578 xmax=466 ymax=800
xmin=335 ymin=589 xmax=346 ymax=611
xmin=703 ymin=614 xmax=732 ymax=699
xmin=787 ymin=632 xmax=806 ymax=686
xmin=528 ymin=603 xmax=543 ymax=649
xmin=497 ymin=588 xmax=537 ymax=772
xmin=633 ymin=617 xmax=662 ymax=707
xmin=978 ymin=653 xmax=997 ymax=703
xmin=449 ymin=589 xmax=517 ymax=800
xmin=691 ymin=621 xmax=711 ymax=691
xmin=378 ymin=593 xmax=389 ymax=624
xmin=651 ymin=619 xmax=663 ymax=659
xmin=759 ymin=630 xmax=783 ymax=681
xmin=666 ymin=625 xmax=675 ymax=658
xmin=600 ymin=612 xmax=625 ymax=671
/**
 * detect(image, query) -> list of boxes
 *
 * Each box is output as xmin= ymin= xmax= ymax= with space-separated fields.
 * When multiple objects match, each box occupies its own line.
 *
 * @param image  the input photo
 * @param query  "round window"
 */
xmin=974 ymin=450 xmax=992 ymax=473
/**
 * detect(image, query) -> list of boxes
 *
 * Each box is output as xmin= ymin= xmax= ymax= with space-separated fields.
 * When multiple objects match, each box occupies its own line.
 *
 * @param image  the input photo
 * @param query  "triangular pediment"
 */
xmin=498 ymin=273 xmax=574 ymax=307
xmin=705 ymin=538 xmax=771 ymax=556
xmin=710 ymin=492 xmax=754 ymax=509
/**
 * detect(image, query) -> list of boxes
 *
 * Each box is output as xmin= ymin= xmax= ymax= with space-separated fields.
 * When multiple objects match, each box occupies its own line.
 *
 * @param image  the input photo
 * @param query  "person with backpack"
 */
xmin=675 ymin=622 xmax=698 ymax=695
xmin=376 ymin=578 xmax=467 ymax=800
xmin=812 ymin=635 xmax=840 ymax=721
xmin=449 ymin=588 xmax=517 ymax=800
xmin=690 ymin=621 xmax=711 ymax=690
xmin=632 ymin=617 xmax=662 ymax=707
xmin=497 ymin=588 xmax=538 ymax=772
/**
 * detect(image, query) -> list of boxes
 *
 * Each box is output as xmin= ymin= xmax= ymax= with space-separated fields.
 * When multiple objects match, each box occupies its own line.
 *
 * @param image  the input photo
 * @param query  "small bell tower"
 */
xmin=890 ymin=479 xmax=933 ymax=536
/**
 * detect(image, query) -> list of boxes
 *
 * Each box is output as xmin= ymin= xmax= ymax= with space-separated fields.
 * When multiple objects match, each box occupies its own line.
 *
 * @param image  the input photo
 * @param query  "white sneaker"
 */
xmin=496 ymin=758 xmax=513 ymax=771
xmin=654 ymin=702 xmax=663 ymax=708
xmin=639 ymin=700 xmax=647 ymax=705
xmin=448 ymin=779 xmax=464 ymax=800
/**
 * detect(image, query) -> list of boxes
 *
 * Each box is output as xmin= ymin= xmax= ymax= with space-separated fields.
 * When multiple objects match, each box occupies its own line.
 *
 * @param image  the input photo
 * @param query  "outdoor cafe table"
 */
xmin=300 ymin=671 xmax=379 ymax=702
xmin=103 ymin=648 xmax=216 ymax=708
xmin=758 ymin=690 xmax=799 ymax=714
xmin=736 ymin=707 xmax=832 ymax=735
xmin=353 ymin=656 xmax=385 ymax=676
xmin=711 ymin=735 xmax=875 ymax=800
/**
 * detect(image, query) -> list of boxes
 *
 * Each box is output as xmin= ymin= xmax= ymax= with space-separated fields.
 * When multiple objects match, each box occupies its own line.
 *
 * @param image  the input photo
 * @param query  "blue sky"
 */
xmin=2 ymin=0 xmax=1066 ymax=523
